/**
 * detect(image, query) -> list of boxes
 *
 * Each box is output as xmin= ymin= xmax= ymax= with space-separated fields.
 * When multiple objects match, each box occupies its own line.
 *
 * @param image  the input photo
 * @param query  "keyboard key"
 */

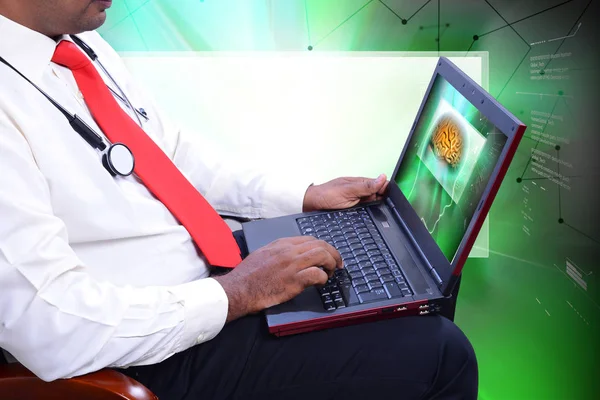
xmin=358 ymin=287 xmax=388 ymax=304
xmin=356 ymin=255 xmax=370 ymax=263
xmin=337 ymin=245 xmax=350 ymax=253
xmin=317 ymin=286 xmax=330 ymax=296
xmin=358 ymin=261 xmax=373 ymax=269
xmin=346 ymin=263 xmax=361 ymax=272
xmin=365 ymin=273 xmax=379 ymax=283
xmin=358 ymin=233 xmax=371 ymax=240
xmin=401 ymin=288 xmax=412 ymax=297
xmin=395 ymin=276 xmax=406 ymax=284
xmin=368 ymin=228 xmax=379 ymax=236
xmin=349 ymin=271 xmax=363 ymax=280
xmin=373 ymin=262 xmax=388 ymax=270
xmin=361 ymin=267 xmax=376 ymax=276
xmin=368 ymin=281 xmax=383 ymax=291
xmin=367 ymin=250 xmax=382 ymax=258
xmin=376 ymin=267 xmax=391 ymax=276
xmin=364 ymin=243 xmax=378 ymax=251
xmin=355 ymin=284 xmax=369 ymax=294
xmin=322 ymin=294 xmax=332 ymax=303
xmin=334 ymin=298 xmax=345 ymax=308
xmin=388 ymin=265 xmax=400 ymax=273
xmin=398 ymin=282 xmax=409 ymax=291
xmin=350 ymin=243 xmax=363 ymax=251
xmin=340 ymin=284 xmax=360 ymax=306
xmin=352 ymin=278 xmax=366 ymax=287
xmin=379 ymin=274 xmax=395 ymax=283
xmin=353 ymin=249 xmax=367 ymax=257
xmin=347 ymin=237 xmax=361 ymax=245
xmin=370 ymin=256 xmax=385 ymax=263
xmin=383 ymin=282 xmax=403 ymax=298
xmin=323 ymin=300 xmax=336 ymax=311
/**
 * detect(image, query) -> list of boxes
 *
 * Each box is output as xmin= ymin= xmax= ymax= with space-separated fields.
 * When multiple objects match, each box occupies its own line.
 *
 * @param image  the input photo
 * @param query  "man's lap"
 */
xmin=120 ymin=314 xmax=477 ymax=400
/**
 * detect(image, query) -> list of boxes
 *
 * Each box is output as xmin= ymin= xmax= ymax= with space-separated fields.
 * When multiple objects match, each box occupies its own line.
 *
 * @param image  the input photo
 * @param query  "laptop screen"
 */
xmin=394 ymin=74 xmax=508 ymax=262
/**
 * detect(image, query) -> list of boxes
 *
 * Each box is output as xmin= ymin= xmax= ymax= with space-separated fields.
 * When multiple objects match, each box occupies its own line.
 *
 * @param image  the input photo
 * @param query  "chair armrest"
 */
xmin=0 ymin=363 xmax=157 ymax=400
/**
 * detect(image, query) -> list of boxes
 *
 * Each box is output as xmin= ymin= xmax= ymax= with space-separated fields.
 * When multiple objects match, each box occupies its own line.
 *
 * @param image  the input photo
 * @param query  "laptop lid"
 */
xmin=386 ymin=57 xmax=526 ymax=296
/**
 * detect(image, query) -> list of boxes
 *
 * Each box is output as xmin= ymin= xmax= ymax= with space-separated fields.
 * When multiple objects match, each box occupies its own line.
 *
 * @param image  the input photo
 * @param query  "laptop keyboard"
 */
xmin=297 ymin=208 xmax=413 ymax=310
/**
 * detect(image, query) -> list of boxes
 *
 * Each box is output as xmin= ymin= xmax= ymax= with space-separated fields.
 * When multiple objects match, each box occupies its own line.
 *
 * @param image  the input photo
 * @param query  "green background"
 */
xmin=98 ymin=1 xmax=600 ymax=398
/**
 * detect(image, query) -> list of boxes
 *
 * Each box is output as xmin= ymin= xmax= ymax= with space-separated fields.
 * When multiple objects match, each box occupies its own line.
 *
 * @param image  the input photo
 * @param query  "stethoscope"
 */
xmin=0 ymin=35 xmax=146 ymax=177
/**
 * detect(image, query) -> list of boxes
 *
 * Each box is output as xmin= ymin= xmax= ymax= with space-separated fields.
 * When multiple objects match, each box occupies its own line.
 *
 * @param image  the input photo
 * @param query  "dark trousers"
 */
xmin=119 ymin=314 xmax=477 ymax=400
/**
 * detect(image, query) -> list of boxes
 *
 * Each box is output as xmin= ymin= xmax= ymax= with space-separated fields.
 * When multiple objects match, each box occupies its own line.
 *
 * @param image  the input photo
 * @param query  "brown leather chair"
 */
xmin=0 ymin=353 xmax=158 ymax=400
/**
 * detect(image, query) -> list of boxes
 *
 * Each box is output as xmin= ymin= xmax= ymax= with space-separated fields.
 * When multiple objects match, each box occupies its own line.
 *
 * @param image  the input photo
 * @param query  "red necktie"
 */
xmin=52 ymin=41 xmax=241 ymax=268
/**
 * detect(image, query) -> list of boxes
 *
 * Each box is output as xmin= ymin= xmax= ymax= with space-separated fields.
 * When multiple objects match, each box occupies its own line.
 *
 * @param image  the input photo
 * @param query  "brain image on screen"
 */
xmin=431 ymin=113 xmax=463 ymax=168
xmin=417 ymin=99 xmax=486 ymax=204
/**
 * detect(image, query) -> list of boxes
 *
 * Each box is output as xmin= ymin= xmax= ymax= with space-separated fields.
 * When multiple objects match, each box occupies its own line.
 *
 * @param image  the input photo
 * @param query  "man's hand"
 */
xmin=302 ymin=174 xmax=389 ymax=212
xmin=214 ymin=236 xmax=342 ymax=322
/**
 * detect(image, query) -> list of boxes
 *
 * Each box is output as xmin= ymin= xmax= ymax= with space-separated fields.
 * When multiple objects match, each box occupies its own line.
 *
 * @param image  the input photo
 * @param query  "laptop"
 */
xmin=240 ymin=57 xmax=526 ymax=336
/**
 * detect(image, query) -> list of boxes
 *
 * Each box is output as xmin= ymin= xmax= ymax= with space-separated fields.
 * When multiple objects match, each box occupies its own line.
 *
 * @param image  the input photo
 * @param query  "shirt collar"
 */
xmin=0 ymin=13 xmax=65 ymax=83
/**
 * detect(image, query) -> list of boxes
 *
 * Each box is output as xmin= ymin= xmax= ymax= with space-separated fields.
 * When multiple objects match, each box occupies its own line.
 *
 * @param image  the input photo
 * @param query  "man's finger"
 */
xmin=351 ymin=174 xmax=387 ymax=197
xmin=277 ymin=236 xmax=318 ymax=245
xmin=377 ymin=179 xmax=390 ymax=196
xmin=295 ymin=247 xmax=338 ymax=276
xmin=296 ymin=266 xmax=329 ymax=288
xmin=313 ymin=239 xmax=343 ymax=269
xmin=296 ymin=240 xmax=342 ymax=269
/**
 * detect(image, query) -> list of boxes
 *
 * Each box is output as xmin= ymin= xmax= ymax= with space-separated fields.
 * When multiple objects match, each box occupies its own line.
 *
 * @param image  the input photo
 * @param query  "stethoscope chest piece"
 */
xmin=102 ymin=143 xmax=135 ymax=177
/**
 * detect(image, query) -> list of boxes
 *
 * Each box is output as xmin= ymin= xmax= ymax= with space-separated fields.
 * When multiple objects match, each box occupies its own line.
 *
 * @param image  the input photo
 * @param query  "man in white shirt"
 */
xmin=0 ymin=1 xmax=477 ymax=399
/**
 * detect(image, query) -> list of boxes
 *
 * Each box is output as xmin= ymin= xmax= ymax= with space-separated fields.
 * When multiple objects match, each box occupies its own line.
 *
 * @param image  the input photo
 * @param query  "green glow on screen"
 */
xmin=99 ymin=1 xmax=599 ymax=399
xmin=395 ymin=76 xmax=507 ymax=262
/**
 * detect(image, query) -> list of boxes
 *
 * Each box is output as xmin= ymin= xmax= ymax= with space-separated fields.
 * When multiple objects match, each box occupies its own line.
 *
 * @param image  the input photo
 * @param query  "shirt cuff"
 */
xmin=259 ymin=175 xmax=314 ymax=218
xmin=168 ymin=278 xmax=228 ymax=350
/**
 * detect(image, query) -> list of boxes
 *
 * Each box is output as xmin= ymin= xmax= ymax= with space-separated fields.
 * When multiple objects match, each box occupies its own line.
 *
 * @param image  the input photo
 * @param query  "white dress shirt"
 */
xmin=0 ymin=14 xmax=310 ymax=381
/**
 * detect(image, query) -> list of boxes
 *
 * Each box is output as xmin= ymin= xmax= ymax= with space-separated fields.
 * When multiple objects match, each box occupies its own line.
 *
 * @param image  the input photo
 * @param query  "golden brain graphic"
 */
xmin=430 ymin=114 xmax=463 ymax=168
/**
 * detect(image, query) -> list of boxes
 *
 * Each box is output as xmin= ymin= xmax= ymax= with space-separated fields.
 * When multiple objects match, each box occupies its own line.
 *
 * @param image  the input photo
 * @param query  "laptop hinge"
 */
xmin=385 ymin=198 xmax=443 ymax=288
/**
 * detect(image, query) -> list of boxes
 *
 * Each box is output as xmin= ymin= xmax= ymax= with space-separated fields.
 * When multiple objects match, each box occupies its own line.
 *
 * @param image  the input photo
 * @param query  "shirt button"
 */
xmin=196 ymin=333 xmax=205 ymax=343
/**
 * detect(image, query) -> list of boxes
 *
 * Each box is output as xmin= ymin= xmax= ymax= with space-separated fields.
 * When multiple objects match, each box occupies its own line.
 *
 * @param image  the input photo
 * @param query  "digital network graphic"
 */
xmin=98 ymin=1 xmax=600 ymax=398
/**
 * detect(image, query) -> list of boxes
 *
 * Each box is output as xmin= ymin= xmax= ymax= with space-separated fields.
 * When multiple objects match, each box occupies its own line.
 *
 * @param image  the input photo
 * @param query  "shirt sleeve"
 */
xmin=0 ymin=116 xmax=228 ymax=381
